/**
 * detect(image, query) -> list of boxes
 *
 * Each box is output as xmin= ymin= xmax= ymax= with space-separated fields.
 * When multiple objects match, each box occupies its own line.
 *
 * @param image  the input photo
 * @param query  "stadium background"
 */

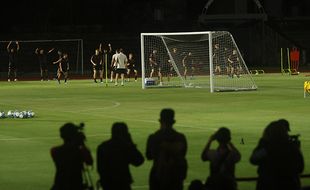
xmin=1 ymin=0 xmax=310 ymax=78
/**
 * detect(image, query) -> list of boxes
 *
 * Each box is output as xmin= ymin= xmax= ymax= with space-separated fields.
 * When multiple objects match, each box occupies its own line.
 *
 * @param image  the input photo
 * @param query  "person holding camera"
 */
xmin=51 ymin=123 xmax=93 ymax=190
xmin=97 ymin=122 xmax=144 ymax=190
xmin=250 ymin=119 xmax=304 ymax=190
xmin=201 ymin=127 xmax=241 ymax=190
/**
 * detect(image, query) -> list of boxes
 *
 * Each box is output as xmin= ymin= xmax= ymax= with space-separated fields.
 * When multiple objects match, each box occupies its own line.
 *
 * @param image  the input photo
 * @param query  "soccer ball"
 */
xmin=7 ymin=110 xmax=13 ymax=118
xmin=14 ymin=111 xmax=20 ymax=118
xmin=27 ymin=110 xmax=35 ymax=118
xmin=0 ymin=111 xmax=5 ymax=118
xmin=22 ymin=111 xmax=29 ymax=118
xmin=19 ymin=112 xmax=24 ymax=119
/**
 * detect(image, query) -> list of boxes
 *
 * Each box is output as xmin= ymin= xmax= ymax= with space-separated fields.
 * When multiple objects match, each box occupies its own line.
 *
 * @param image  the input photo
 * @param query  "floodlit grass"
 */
xmin=0 ymin=73 xmax=309 ymax=190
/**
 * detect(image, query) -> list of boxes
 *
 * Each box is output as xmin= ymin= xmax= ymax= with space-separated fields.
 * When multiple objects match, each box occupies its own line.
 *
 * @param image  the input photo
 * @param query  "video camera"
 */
xmin=75 ymin=123 xmax=86 ymax=146
xmin=289 ymin=134 xmax=301 ymax=147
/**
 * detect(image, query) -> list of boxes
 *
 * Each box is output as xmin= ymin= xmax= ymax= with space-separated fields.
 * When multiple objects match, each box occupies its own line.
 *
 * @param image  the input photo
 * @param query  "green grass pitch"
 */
xmin=0 ymin=73 xmax=309 ymax=190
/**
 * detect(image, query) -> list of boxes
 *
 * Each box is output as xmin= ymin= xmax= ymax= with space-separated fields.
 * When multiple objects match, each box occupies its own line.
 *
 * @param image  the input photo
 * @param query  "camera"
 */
xmin=75 ymin=123 xmax=86 ymax=146
xmin=289 ymin=134 xmax=301 ymax=147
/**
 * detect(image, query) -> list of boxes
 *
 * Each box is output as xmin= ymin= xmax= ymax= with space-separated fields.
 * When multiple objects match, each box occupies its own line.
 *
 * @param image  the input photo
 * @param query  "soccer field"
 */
xmin=0 ymin=73 xmax=309 ymax=190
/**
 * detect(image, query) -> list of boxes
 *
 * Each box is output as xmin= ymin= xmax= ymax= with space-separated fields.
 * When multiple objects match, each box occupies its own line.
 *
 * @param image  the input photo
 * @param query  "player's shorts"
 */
xmin=8 ymin=62 xmax=17 ymax=71
xmin=150 ymin=64 xmax=157 ymax=70
xmin=93 ymin=65 xmax=102 ymax=71
xmin=115 ymin=68 xmax=127 ymax=74
xmin=40 ymin=64 xmax=48 ymax=71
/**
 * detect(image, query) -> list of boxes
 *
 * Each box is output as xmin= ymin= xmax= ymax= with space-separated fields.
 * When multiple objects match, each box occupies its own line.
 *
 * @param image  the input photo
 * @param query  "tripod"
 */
xmin=82 ymin=165 xmax=94 ymax=190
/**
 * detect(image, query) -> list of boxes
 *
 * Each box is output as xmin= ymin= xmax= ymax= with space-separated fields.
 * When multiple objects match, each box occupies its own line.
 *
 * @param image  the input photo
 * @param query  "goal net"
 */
xmin=140 ymin=31 xmax=257 ymax=92
xmin=0 ymin=39 xmax=83 ymax=79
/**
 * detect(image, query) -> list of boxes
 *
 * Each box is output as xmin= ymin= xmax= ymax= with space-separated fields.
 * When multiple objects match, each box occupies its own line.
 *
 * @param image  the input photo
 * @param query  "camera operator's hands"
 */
xmin=209 ymin=133 xmax=216 ymax=142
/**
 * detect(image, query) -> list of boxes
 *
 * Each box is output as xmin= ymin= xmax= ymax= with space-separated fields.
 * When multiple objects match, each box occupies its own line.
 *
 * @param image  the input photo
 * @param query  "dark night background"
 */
xmin=1 ymin=0 xmax=310 ymax=76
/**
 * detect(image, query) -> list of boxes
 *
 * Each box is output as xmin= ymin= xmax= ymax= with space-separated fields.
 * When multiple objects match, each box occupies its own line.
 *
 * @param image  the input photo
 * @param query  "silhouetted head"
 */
xmin=159 ymin=108 xmax=175 ymax=127
xmin=263 ymin=120 xmax=289 ymax=142
xmin=277 ymin=118 xmax=290 ymax=132
xmin=39 ymin=49 xmax=44 ymax=54
xmin=60 ymin=123 xmax=78 ymax=142
xmin=215 ymin=127 xmax=231 ymax=144
xmin=111 ymin=122 xmax=129 ymax=140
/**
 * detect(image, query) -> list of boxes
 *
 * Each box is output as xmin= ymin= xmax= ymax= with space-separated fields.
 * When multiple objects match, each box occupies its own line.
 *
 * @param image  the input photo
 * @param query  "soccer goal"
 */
xmin=140 ymin=31 xmax=257 ymax=92
xmin=0 ymin=39 xmax=84 ymax=78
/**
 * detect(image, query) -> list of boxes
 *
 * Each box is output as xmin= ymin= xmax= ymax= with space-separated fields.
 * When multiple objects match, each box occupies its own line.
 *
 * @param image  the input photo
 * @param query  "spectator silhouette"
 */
xmin=51 ymin=122 xmax=93 ymax=190
xmin=201 ymin=127 xmax=241 ymax=190
xmin=250 ymin=119 xmax=304 ymax=190
xmin=97 ymin=122 xmax=144 ymax=190
xmin=146 ymin=108 xmax=188 ymax=190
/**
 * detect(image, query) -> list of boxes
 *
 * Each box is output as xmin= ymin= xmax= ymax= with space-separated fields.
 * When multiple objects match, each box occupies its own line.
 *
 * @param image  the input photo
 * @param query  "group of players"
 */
xmin=5 ymin=41 xmax=138 ymax=85
xmin=147 ymin=44 xmax=243 ymax=86
xmin=213 ymin=43 xmax=243 ymax=78
xmin=5 ymin=41 xmax=242 ymax=85
xmin=6 ymin=41 xmax=70 ymax=84
xmin=90 ymin=43 xmax=138 ymax=86
xmin=148 ymin=48 xmax=196 ymax=86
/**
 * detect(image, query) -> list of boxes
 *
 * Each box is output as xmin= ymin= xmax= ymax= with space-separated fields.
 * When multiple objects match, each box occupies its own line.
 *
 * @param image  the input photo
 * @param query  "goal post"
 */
xmin=140 ymin=31 xmax=257 ymax=92
xmin=0 ymin=39 xmax=84 ymax=78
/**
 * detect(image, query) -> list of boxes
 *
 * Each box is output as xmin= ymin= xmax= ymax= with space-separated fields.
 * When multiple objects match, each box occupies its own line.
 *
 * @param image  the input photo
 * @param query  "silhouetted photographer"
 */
xmin=97 ymin=122 xmax=144 ymax=190
xmin=250 ymin=119 xmax=304 ymax=190
xmin=51 ymin=122 xmax=93 ymax=190
xmin=201 ymin=127 xmax=241 ymax=190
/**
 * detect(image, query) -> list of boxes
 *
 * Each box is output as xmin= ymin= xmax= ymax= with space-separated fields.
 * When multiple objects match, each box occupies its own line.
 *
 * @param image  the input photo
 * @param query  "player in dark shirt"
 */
xmin=213 ymin=44 xmax=221 ymax=75
xmin=167 ymin=48 xmax=180 ymax=82
xmin=7 ymin=41 xmax=20 ymax=82
xmin=91 ymin=49 xmax=103 ymax=83
xmin=182 ymin=52 xmax=195 ymax=80
xmin=149 ymin=50 xmax=163 ymax=85
xmin=126 ymin=53 xmax=138 ymax=82
xmin=35 ymin=48 xmax=53 ymax=81
xmin=227 ymin=49 xmax=240 ymax=78
xmin=54 ymin=52 xmax=70 ymax=84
